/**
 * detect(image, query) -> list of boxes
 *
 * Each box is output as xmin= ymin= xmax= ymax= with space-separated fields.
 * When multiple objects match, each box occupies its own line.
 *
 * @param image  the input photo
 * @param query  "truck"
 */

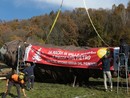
xmin=0 ymin=40 xmax=129 ymax=86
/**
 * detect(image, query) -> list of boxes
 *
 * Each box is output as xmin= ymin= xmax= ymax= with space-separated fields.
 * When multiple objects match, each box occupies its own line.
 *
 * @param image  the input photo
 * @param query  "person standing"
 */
xmin=119 ymin=38 xmax=130 ymax=66
xmin=102 ymin=49 xmax=113 ymax=92
xmin=23 ymin=62 xmax=36 ymax=90
xmin=2 ymin=72 xmax=27 ymax=98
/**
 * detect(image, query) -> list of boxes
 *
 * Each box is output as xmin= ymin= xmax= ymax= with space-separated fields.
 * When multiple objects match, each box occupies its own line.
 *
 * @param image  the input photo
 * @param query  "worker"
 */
xmin=102 ymin=49 xmax=113 ymax=92
xmin=119 ymin=38 xmax=130 ymax=66
xmin=23 ymin=62 xmax=36 ymax=90
xmin=2 ymin=72 xmax=27 ymax=98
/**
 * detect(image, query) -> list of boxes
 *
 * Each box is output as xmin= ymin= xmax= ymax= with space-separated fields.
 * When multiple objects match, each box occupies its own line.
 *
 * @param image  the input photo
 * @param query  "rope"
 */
xmin=44 ymin=0 xmax=64 ymax=44
xmin=82 ymin=0 xmax=109 ymax=47
xmin=16 ymin=45 xmax=21 ymax=74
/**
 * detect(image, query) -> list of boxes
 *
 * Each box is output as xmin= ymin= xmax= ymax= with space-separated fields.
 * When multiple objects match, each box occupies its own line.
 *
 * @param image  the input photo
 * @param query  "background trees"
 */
xmin=0 ymin=2 xmax=130 ymax=47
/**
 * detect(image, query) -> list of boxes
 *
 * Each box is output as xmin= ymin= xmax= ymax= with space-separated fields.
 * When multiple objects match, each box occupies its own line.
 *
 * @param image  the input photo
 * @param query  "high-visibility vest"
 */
xmin=11 ymin=74 xmax=24 ymax=84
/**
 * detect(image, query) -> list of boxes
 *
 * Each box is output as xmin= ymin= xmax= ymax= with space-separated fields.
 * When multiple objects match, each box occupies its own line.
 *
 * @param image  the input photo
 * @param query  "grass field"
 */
xmin=0 ymin=78 xmax=130 ymax=98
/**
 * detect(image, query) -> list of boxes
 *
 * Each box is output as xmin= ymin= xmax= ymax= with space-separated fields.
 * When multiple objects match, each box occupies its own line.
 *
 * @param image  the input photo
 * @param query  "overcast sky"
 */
xmin=0 ymin=0 xmax=129 ymax=21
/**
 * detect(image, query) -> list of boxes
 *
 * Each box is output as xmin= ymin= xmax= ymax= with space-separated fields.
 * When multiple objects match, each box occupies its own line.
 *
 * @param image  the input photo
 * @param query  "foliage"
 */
xmin=0 ymin=2 xmax=130 ymax=47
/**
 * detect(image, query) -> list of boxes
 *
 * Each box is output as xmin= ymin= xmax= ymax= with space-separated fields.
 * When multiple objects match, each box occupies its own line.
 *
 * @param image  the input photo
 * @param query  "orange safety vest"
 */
xmin=11 ymin=74 xmax=24 ymax=84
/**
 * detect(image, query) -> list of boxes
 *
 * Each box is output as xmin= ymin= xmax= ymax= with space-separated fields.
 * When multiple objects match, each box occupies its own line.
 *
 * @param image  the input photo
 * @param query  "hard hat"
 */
xmin=19 ymin=74 xmax=24 ymax=80
xmin=18 ymin=72 xmax=25 ymax=80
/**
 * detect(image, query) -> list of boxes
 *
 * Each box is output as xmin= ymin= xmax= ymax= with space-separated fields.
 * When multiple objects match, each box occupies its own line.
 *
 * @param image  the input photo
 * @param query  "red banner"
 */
xmin=24 ymin=45 xmax=114 ymax=70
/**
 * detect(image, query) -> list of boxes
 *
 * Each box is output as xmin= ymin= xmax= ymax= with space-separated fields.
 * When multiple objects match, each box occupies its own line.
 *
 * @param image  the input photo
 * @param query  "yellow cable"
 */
xmin=83 ymin=0 xmax=109 ymax=47
xmin=44 ymin=0 xmax=63 ymax=44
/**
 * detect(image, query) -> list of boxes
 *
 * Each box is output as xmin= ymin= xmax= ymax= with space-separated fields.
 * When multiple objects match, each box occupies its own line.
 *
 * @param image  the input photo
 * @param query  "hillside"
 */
xmin=0 ymin=3 xmax=130 ymax=48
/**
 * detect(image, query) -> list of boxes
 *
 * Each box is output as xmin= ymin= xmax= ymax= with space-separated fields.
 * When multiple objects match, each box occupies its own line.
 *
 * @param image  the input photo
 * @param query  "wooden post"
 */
xmin=72 ymin=75 xmax=77 ymax=87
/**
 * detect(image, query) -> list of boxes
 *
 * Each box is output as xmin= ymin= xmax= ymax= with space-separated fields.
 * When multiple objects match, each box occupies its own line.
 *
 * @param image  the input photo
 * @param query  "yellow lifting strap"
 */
xmin=83 ymin=0 xmax=109 ymax=47
xmin=44 ymin=0 xmax=64 ymax=44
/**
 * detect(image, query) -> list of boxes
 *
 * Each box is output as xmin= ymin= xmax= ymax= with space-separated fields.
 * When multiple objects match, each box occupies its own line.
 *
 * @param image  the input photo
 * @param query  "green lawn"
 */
xmin=0 ymin=78 xmax=130 ymax=98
